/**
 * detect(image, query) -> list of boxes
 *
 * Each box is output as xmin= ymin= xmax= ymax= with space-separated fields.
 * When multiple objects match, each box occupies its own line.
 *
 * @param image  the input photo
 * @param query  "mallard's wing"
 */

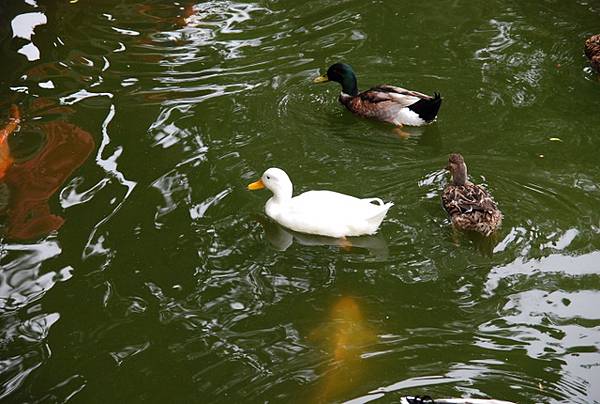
xmin=442 ymin=184 xmax=498 ymax=217
xmin=359 ymin=86 xmax=424 ymax=109
xmin=372 ymin=85 xmax=435 ymax=100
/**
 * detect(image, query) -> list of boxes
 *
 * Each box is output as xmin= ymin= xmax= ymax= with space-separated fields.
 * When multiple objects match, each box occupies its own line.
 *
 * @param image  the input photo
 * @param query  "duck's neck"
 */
xmin=270 ymin=182 xmax=293 ymax=204
xmin=340 ymin=73 xmax=358 ymax=96
xmin=452 ymin=163 xmax=468 ymax=186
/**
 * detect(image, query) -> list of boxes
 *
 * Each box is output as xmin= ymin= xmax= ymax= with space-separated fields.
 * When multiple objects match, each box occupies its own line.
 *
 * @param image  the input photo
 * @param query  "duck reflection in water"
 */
xmin=0 ymin=103 xmax=94 ymax=240
xmin=309 ymin=297 xmax=377 ymax=403
xmin=256 ymin=215 xmax=389 ymax=258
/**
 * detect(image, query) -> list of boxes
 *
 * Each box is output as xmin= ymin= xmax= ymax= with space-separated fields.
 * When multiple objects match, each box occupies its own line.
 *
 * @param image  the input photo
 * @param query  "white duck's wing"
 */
xmin=289 ymin=190 xmax=387 ymax=219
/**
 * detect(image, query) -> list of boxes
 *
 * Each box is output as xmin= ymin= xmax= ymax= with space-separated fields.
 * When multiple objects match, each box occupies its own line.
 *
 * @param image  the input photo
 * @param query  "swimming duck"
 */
xmin=442 ymin=154 xmax=502 ymax=236
xmin=585 ymin=34 xmax=600 ymax=72
xmin=247 ymin=167 xmax=393 ymax=238
xmin=313 ymin=63 xmax=442 ymax=126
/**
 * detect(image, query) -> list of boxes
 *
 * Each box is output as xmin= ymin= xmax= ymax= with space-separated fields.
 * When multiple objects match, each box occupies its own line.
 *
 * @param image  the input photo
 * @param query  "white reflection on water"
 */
xmin=0 ymin=241 xmax=71 ymax=310
xmin=183 ymin=1 xmax=271 ymax=59
xmin=474 ymin=19 xmax=515 ymax=63
xmin=474 ymin=18 xmax=546 ymax=107
xmin=152 ymin=171 xmax=192 ymax=224
xmin=0 ymin=241 xmax=66 ymax=399
xmin=258 ymin=218 xmax=389 ymax=259
xmin=151 ymin=1 xmax=272 ymax=63
xmin=485 ymin=250 xmax=600 ymax=295
xmin=11 ymin=11 xmax=47 ymax=61
xmin=138 ymin=1 xmax=271 ymax=106
xmin=110 ymin=341 xmax=151 ymax=366
xmin=477 ymin=222 xmax=600 ymax=402
xmin=190 ymin=188 xmax=232 ymax=220
xmin=478 ymin=289 xmax=600 ymax=400
xmin=58 ymin=93 xmax=138 ymax=259
xmin=145 ymin=281 xmax=269 ymax=374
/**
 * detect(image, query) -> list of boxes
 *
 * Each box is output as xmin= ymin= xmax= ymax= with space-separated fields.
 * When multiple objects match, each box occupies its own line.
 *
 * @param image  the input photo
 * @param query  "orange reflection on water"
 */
xmin=309 ymin=297 xmax=377 ymax=403
xmin=0 ymin=105 xmax=20 ymax=180
xmin=0 ymin=104 xmax=94 ymax=240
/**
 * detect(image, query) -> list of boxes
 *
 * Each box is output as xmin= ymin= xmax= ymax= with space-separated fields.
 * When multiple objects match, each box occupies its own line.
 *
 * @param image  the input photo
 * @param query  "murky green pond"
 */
xmin=1 ymin=0 xmax=600 ymax=402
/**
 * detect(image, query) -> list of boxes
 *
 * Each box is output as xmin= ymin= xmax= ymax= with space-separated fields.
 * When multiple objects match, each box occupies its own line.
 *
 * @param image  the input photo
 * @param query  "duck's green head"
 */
xmin=313 ymin=63 xmax=358 ymax=96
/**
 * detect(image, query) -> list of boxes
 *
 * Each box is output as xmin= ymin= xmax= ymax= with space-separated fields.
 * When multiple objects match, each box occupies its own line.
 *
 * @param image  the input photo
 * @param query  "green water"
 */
xmin=1 ymin=0 xmax=600 ymax=402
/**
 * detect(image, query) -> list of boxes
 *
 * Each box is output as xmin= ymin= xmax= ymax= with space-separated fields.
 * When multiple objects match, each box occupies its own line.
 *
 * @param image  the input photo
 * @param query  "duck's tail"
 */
xmin=363 ymin=199 xmax=393 ymax=232
xmin=408 ymin=92 xmax=442 ymax=123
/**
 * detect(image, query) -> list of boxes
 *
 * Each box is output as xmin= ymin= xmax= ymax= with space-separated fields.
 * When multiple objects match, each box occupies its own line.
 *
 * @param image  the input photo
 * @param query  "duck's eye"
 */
xmin=266 ymin=176 xmax=271 ymax=180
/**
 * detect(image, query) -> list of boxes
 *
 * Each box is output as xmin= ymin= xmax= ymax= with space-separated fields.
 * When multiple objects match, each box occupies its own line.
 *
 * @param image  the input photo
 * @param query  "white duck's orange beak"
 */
xmin=247 ymin=179 xmax=265 ymax=190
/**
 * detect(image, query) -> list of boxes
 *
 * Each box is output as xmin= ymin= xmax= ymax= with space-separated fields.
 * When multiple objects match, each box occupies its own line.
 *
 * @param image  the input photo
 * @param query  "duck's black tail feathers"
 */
xmin=408 ymin=92 xmax=442 ymax=123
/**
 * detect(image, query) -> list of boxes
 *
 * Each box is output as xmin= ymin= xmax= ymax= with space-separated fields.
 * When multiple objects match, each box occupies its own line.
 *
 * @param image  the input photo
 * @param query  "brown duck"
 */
xmin=442 ymin=153 xmax=502 ymax=236
xmin=585 ymin=34 xmax=600 ymax=72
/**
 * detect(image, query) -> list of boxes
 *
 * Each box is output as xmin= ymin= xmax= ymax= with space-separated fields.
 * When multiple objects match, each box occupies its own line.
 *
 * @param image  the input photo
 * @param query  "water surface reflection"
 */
xmin=0 ymin=100 xmax=94 ymax=399
xmin=1 ymin=105 xmax=94 ymax=240
xmin=258 ymin=216 xmax=389 ymax=258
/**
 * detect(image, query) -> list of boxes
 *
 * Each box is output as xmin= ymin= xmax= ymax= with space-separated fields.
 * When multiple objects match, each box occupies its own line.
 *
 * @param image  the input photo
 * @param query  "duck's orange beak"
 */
xmin=247 ymin=179 xmax=265 ymax=190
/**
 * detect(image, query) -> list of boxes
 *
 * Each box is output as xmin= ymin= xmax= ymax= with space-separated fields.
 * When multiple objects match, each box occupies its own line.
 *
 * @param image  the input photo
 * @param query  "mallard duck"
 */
xmin=441 ymin=153 xmax=502 ymax=236
xmin=313 ymin=63 xmax=442 ymax=126
xmin=247 ymin=167 xmax=393 ymax=238
xmin=585 ymin=34 xmax=600 ymax=72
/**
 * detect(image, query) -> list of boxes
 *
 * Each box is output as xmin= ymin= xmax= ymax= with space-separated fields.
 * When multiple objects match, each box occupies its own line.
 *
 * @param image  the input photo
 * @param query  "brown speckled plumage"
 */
xmin=585 ymin=34 xmax=600 ymax=72
xmin=441 ymin=154 xmax=502 ymax=237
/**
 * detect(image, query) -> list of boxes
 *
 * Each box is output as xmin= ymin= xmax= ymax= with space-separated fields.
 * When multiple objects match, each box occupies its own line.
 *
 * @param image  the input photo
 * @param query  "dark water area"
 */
xmin=1 ymin=0 xmax=600 ymax=402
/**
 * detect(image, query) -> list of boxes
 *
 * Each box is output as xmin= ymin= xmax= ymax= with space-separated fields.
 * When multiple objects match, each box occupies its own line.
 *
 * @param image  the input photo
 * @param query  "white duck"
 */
xmin=247 ymin=167 xmax=393 ymax=238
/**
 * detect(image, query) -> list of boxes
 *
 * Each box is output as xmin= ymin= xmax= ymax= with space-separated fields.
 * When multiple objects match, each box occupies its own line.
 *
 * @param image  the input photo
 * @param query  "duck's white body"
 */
xmin=249 ymin=168 xmax=393 ymax=238
xmin=267 ymin=190 xmax=392 ymax=238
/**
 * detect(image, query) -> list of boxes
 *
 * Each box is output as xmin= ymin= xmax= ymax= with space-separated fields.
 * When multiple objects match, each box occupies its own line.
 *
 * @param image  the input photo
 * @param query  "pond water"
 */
xmin=1 ymin=0 xmax=599 ymax=402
